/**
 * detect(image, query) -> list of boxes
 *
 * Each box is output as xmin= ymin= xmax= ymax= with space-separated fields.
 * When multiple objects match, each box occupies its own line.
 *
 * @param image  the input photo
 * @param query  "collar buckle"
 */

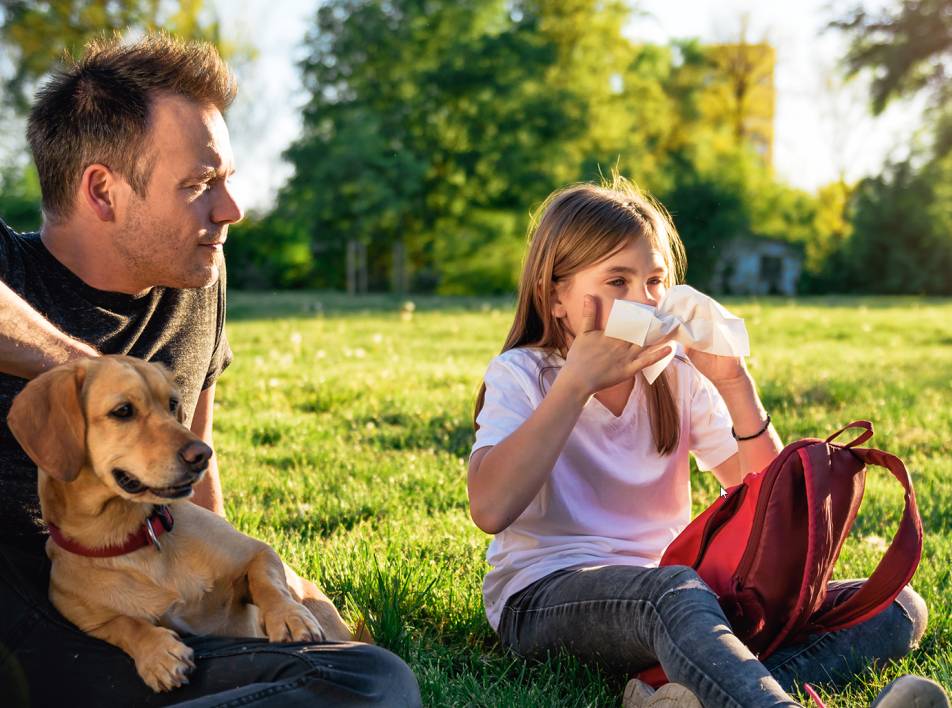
xmin=144 ymin=516 xmax=163 ymax=552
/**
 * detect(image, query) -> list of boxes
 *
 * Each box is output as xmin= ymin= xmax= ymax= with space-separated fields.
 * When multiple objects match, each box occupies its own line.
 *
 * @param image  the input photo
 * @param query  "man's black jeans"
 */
xmin=0 ymin=542 xmax=421 ymax=707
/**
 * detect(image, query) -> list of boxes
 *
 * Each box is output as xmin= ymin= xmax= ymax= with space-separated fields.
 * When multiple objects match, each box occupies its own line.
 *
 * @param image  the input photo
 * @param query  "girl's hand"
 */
xmin=561 ymin=295 xmax=672 ymax=397
xmin=687 ymin=349 xmax=746 ymax=386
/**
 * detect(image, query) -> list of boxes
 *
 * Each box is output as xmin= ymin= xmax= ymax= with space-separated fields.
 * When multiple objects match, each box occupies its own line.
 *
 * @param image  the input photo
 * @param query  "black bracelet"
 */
xmin=732 ymin=414 xmax=772 ymax=441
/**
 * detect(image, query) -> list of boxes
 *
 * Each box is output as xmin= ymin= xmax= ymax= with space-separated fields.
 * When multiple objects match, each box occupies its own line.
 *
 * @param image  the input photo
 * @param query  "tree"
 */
xmin=841 ymin=154 xmax=952 ymax=294
xmin=279 ymin=0 xmax=590 ymax=292
xmin=702 ymin=40 xmax=775 ymax=164
xmin=0 ymin=0 xmax=247 ymax=113
xmin=662 ymin=168 xmax=751 ymax=291
xmin=832 ymin=0 xmax=952 ymax=154
xmin=826 ymin=0 xmax=952 ymax=294
xmin=797 ymin=180 xmax=854 ymax=293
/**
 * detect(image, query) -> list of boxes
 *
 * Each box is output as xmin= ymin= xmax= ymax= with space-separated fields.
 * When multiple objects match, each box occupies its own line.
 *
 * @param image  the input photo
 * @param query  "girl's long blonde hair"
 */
xmin=474 ymin=176 xmax=687 ymax=455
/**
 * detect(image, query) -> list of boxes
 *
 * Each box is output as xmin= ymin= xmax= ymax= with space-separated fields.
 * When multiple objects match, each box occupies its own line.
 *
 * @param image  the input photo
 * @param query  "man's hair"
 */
xmin=27 ymin=32 xmax=237 ymax=221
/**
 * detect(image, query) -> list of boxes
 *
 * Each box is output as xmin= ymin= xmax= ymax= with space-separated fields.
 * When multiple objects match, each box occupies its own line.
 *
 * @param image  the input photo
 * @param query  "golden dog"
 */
xmin=8 ymin=355 xmax=362 ymax=693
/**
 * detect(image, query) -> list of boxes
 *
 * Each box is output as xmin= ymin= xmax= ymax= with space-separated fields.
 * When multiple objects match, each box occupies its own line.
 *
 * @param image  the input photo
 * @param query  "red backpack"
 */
xmin=639 ymin=421 xmax=923 ymax=686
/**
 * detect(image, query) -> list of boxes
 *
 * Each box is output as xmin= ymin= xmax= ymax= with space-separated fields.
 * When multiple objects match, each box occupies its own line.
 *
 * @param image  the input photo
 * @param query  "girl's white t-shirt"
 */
xmin=472 ymin=346 xmax=738 ymax=630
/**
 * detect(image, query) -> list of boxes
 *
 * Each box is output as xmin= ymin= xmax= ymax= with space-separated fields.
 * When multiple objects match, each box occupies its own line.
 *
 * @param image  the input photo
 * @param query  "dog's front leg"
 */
xmin=87 ymin=614 xmax=195 ymax=692
xmin=246 ymin=547 xmax=325 ymax=642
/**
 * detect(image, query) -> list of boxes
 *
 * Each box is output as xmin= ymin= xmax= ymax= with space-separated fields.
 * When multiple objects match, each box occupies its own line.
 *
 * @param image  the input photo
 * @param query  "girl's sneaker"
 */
xmin=622 ymin=679 xmax=702 ymax=708
xmin=870 ymin=675 xmax=950 ymax=708
xmin=625 ymin=673 xmax=950 ymax=708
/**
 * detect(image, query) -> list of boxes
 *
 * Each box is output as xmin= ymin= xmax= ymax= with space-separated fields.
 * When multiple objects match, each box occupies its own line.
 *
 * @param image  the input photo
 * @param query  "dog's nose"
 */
xmin=178 ymin=441 xmax=213 ymax=471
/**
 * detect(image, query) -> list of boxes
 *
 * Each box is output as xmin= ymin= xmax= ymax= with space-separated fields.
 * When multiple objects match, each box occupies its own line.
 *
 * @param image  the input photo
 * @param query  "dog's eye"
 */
xmin=169 ymin=398 xmax=179 ymax=414
xmin=110 ymin=403 xmax=134 ymax=419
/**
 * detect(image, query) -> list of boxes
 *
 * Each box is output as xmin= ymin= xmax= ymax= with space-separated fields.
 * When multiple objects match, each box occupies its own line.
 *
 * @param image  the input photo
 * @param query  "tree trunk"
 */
xmin=357 ymin=241 xmax=368 ymax=294
xmin=346 ymin=239 xmax=357 ymax=295
xmin=391 ymin=240 xmax=407 ymax=294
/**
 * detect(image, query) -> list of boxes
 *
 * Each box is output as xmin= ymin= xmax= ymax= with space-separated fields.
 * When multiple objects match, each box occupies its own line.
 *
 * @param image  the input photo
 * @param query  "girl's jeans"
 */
xmin=497 ymin=565 xmax=924 ymax=708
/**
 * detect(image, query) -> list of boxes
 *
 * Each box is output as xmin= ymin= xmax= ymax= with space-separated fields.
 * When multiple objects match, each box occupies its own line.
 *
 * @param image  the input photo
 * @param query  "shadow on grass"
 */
xmin=357 ymin=411 xmax=475 ymax=459
xmin=276 ymin=507 xmax=381 ymax=539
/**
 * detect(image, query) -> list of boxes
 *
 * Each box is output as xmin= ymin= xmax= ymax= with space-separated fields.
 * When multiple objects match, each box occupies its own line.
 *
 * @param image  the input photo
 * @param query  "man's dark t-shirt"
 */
xmin=0 ymin=220 xmax=232 ymax=552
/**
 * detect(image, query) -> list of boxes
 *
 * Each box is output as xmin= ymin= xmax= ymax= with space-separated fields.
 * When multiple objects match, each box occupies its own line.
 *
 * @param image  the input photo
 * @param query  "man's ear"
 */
xmin=8 ymin=364 xmax=88 ymax=481
xmin=79 ymin=163 xmax=122 ymax=222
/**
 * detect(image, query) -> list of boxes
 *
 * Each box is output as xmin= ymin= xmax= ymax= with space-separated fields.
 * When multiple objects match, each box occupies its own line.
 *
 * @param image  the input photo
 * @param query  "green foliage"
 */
xmin=226 ymin=213 xmax=316 ymax=290
xmin=832 ymin=0 xmax=952 ymax=155
xmin=259 ymin=1 xmax=844 ymax=295
xmin=661 ymin=167 xmax=751 ymax=291
xmin=0 ymin=0 xmax=250 ymax=114
xmin=806 ymin=181 xmax=853 ymax=270
xmin=816 ymin=0 xmax=952 ymax=295
xmin=277 ymin=0 xmax=589 ymax=292
xmin=0 ymin=164 xmax=41 ymax=232
xmin=832 ymin=0 xmax=951 ymax=115
xmin=1 ymin=0 xmax=944 ymax=297
xmin=661 ymin=146 xmax=832 ymax=291
xmin=433 ymin=209 xmax=526 ymax=296
xmin=837 ymin=152 xmax=952 ymax=295
xmin=220 ymin=292 xmax=952 ymax=706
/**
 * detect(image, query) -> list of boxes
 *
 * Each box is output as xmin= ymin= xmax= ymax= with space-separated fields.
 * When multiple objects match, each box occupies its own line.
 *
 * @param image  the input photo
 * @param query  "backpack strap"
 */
xmin=807 ymin=447 xmax=923 ymax=634
xmin=824 ymin=420 xmax=874 ymax=448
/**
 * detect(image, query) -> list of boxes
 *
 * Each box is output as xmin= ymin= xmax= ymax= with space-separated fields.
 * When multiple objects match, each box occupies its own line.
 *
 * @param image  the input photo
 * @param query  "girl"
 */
xmin=467 ymin=178 xmax=936 ymax=707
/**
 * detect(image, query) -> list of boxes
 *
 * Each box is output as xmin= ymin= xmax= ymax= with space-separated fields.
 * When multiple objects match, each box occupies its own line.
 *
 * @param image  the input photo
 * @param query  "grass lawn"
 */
xmin=217 ymin=292 xmax=951 ymax=707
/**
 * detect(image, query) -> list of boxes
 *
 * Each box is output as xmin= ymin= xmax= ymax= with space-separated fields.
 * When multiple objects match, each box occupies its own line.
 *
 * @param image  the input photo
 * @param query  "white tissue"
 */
xmin=603 ymin=285 xmax=750 ymax=384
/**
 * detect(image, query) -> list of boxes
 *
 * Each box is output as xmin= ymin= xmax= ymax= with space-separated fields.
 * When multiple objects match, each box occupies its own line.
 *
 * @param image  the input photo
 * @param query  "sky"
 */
xmin=218 ymin=0 xmax=926 ymax=213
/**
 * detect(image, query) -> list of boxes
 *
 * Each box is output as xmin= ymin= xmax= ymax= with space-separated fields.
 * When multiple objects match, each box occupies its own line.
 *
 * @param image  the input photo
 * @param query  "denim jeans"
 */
xmin=497 ymin=564 xmax=923 ymax=708
xmin=0 ymin=542 xmax=422 ymax=708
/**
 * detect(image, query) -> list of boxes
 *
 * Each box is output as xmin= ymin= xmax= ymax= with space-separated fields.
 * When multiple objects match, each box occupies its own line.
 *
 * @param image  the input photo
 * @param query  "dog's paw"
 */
xmin=135 ymin=627 xmax=196 ymax=693
xmin=263 ymin=603 xmax=326 ymax=643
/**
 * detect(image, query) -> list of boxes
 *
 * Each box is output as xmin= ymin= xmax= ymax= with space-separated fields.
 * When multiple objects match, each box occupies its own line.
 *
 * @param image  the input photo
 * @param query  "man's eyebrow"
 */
xmin=183 ymin=164 xmax=235 ymax=182
xmin=181 ymin=166 xmax=216 ymax=182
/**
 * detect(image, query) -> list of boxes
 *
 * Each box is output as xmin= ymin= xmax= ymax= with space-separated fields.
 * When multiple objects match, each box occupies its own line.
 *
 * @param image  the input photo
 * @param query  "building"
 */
xmin=712 ymin=236 xmax=802 ymax=295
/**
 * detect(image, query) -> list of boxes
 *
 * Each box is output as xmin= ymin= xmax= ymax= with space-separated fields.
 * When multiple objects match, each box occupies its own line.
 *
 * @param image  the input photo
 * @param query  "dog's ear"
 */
xmin=8 ymin=363 xmax=88 ymax=482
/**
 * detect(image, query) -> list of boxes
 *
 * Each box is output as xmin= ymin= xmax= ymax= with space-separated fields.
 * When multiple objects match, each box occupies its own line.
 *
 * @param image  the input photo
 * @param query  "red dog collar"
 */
xmin=46 ymin=505 xmax=174 ymax=558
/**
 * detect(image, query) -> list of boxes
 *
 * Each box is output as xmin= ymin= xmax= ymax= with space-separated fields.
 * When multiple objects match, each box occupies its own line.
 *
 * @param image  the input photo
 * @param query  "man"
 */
xmin=0 ymin=34 xmax=420 ymax=708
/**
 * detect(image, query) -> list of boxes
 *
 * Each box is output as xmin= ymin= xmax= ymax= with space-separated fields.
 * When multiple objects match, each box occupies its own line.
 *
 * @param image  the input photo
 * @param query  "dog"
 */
xmin=8 ymin=355 xmax=365 ymax=692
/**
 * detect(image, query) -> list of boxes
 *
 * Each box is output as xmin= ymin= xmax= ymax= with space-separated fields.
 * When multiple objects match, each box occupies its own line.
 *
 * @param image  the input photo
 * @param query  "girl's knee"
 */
xmin=871 ymin=585 xmax=928 ymax=661
xmin=654 ymin=565 xmax=716 ymax=604
xmin=895 ymin=584 xmax=928 ymax=647
xmin=658 ymin=565 xmax=707 ymax=589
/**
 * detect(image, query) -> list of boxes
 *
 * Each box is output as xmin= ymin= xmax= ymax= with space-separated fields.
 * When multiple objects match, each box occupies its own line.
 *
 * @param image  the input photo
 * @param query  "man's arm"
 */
xmin=0 ymin=279 xmax=99 ymax=378
xmin=190 ymin=383 xmax=225 ymax=516
xmin=4 ymin=274 xmax=225 ymax=515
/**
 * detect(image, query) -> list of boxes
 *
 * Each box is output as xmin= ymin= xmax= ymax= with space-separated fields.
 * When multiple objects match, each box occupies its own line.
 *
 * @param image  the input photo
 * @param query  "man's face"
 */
xmin=116 ymin=95 xmax=243 ymax=291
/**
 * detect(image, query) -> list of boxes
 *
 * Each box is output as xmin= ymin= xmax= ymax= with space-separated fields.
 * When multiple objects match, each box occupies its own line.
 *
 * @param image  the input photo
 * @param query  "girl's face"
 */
xmin=551 ymin=237 xmax=668 ymax=339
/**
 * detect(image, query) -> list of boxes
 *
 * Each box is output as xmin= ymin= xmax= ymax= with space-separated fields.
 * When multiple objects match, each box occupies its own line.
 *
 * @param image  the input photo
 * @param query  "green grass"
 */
xmin=218 ymin=292 xmax=952 ymax=707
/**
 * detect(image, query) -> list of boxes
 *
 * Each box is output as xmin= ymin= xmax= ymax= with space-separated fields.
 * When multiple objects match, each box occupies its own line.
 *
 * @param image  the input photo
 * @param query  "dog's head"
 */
xmin=8 ymin=355 xmax=212 ymax=503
